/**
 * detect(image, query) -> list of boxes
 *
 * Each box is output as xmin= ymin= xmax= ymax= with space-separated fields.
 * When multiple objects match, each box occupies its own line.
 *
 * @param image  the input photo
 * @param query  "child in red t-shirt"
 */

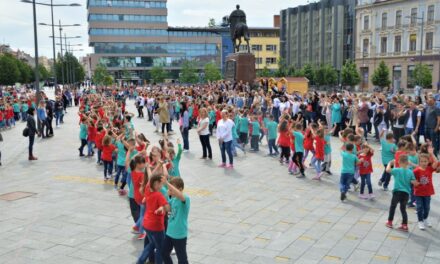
xmin=311 ymin=128 xmax=326 ymax=180
xmin=413 ymin=152 xmax=438 ymax=230
xmin=278 ymin=118 xmax=291 ymax=165
xmin=303 ymin=124 xmax=317 ymax=166
xmin=95 ymin=126 xmax=106 ymax=164
xmin=358 ymin=144 xmax=374 ymax=199
xmin=131 ymin=155 xmax=148 ymax=240
xmin=101 ymin=135 xmax=116 ymax=180
xmin=138 ymin=174 xmax=169 ymax=264
xmin=394 ymin=140 xmax=408 ymax=168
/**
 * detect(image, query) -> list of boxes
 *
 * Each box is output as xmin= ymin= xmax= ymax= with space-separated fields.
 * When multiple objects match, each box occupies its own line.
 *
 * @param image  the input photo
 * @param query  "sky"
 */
xmin=0 ymin=0 xmax=310 ymax=59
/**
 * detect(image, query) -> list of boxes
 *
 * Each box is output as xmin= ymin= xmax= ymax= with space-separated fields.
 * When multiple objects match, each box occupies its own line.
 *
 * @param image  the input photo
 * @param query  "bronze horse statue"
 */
xmin=226 ymin=5 xmax=251 ymax=53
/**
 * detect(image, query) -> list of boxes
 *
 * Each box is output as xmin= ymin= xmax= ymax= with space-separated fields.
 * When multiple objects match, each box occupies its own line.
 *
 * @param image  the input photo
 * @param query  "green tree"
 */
xmin=204 ymin=62 xmax=222 ymax=82
xmin=257 ymin=66 xmax=273 ymax=77
xmin=413 ymin=64 xmax=432 ymax=88
xmin=150 ymin=66 xmax=167 ymax=83
xmin=0 ymin=54 xmax=20 ymax=85
xmin=121 ymin=68 xmax=131 ymax=80
xmin=16 ymin=59 xmax=32 ymax=84
xmin=341 ymin=60 xmax=361 ymax=89
xmin=299 ymin=63 xmax=315 ymax=84
xmin=371 ymin=61 xmax=391 ymax=89
xmin=92 ymin=63 xmax=110 ymax=85
xmin=208 ymin=18 xmax=216 ymax=27
xmin=179 ymin=60 xmax=198 ymax=84
xmin=315 ymin=64 xmax=337 ymax=87
xmin=274 ymin=58 xmax=288 ymax=77
xmin=37 ymin=65 xmax=50 ymax=81
xmin=55 ymin=52 xmax=85 ymax=84
xmin=103 ymin=75 xmax=114 ymax=86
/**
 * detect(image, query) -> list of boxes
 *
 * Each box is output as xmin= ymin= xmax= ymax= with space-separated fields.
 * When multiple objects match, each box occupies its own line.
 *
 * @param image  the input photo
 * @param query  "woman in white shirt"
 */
xmin=197 ymin=108 xmax=212 ymax=159
xmin=216 ymin=110 xmax=235 ymax=168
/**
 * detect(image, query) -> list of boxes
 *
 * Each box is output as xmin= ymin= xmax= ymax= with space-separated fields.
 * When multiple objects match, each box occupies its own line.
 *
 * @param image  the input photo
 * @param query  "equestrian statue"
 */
xmin=227 ymin=5 xmax=251 ymax=53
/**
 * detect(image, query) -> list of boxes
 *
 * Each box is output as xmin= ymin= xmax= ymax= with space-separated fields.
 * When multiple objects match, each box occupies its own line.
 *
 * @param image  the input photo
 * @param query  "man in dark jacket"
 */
xmin=27 ymin=108 xmax=38 ymax=160
xmin=46 ymin=99 xmax=55 ymax=136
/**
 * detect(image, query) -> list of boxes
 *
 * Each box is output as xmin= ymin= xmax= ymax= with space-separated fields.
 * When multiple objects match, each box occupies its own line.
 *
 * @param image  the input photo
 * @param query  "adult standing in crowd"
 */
xmin=27 ymin=107 xmax=37 ymax=161
xmin=197 ymin=107 xmax=212 ymax=160
xmin=424 ymin=95 xmax=440 ymax=155
xmin=158 ymin=97 xmax=170 ymax=134
xmin=216 ymin=110 xmax=234 ymax=168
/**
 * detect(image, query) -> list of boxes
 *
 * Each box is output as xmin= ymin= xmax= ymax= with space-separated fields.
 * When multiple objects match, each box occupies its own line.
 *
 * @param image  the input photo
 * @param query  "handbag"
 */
xmin=22 ymin=127 xmax=29 ymax=137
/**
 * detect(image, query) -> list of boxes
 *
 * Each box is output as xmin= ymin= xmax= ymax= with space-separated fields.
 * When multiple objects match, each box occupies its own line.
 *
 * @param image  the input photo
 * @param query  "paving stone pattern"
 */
xmin=0 ymin=92 xmax=439 ymax=263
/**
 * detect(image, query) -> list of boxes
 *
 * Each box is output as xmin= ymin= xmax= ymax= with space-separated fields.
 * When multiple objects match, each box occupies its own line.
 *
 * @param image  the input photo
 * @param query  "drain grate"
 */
xmin=0 ymin=191 xmax=36 ymax=201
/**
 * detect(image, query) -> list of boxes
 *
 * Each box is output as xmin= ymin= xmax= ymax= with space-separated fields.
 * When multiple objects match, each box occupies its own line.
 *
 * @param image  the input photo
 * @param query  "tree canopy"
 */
xmin=371 ymin=61 xmax=391 ymax=88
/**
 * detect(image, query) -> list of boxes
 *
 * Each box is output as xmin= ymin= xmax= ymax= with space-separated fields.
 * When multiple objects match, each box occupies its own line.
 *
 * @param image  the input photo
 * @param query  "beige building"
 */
xmin=355 ymin=0 xmax=440 ymax=91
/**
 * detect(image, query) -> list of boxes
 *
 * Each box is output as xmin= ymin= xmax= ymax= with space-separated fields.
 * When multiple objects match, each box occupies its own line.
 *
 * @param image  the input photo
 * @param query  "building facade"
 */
xmin=87 ymin=0 xmax=221 ymax=82
xmin=280 ymin=0 xmax=356 ymax=72
xmin=240 ymin=28 xmax=280 ymax=72
xmin=355 ymin=0 xmax=440 ymax=91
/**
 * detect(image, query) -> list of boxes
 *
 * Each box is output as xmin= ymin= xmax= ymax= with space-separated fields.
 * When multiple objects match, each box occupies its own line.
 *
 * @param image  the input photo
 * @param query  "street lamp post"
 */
xmin=406 ymin=11 xmax=425 ymax=63
xmin=50 ymin=34 xmax=81 ymax=87
xmin=32 ymin=0 xmax=40 ymax=105
xmin=39 ymin=22 xmax=80 ymax=88
xmin=21 ymin=0 xmax=81 ymax=89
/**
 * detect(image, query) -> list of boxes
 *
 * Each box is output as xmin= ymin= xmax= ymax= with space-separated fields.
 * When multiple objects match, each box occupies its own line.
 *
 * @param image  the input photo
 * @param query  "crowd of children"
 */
xmin=73 ymin=84 xmax=440 ymax=264
xmin=76 ymin=93 xmax=190 ymax=264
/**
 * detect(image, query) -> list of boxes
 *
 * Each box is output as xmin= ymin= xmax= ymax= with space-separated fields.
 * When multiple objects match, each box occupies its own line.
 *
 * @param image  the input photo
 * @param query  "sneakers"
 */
xmin=131 ymin=226 xmax=140 ymax=234
xmin=226 ymin=164 xmax=234 ymax=169
xmin=340 ymin=192 xmax=347 ymax=201
xmin=397 ymin=224 xmax=409 ymax=232
xmin=418 ymin=221 xmax=426 ymax=230
xmin=312 ymin=174 xmax=321 ymax=181
xmin=218 ymin=163 xmax=226 ymax=168
xmin=296 ymin=173 xmax=306 ymax=178
xmin=118 ymin=189 xmax=127 ymax=196
xmin=137 ymin=233 xmax=146 ymax=240
xmin=358 ymin=194 xmax=368 ymax=199
xmin=378 ymin=180 xmax=383 ymax=187
xmin=424 ymin=219 xmax=432 ymax=227
xmin=385 ymin=221 xmax=393 ymax=228
xmin=368 ymin=193 xmax=375 ymax=199
xmin=383 ymin=187 xmax=389 ymax=191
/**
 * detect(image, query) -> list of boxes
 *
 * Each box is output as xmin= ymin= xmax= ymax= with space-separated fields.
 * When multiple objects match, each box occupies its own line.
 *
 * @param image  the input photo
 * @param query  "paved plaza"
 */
xmin=1 ymin=94 xmax=440 ymax=264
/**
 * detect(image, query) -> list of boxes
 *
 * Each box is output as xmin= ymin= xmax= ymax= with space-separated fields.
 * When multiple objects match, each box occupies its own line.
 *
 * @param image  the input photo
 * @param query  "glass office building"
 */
xmin=87 ymin=0 xmax=222 ymax=82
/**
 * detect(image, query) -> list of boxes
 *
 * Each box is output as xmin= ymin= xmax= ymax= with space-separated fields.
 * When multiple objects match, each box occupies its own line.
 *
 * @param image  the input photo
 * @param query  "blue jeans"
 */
xmin=114 ymin=165 xmax=127 ymax=186
xmin=425 ymin=128 xmax=439 ymax=156
xmin=181 ymin=127 xmax=189 ymax=150
xmin=55 ymin=110 xmax=62 ymax=126
xmin=103 ymin=160 xmax=113 ymax=178
xmin=21 ymin=111 xmax=27 ymax=121
xmin=231 ymin=138 xmax=244 ymax=155
xmin=162 ymin=235 xmax=188 ymax=264
xmin=311 ymin=156 xmax=322 ymax=173
xmin=97 ymin=149 xmax=102 ymax=163
xmin=415 ymin=196 xmax=431 ymax=222
xmin=360 ymin=123 xmax=368 ymax=140
xmin=268 ymin=138 xmax=278 ymax=155
xmin=380 ymin=163 xmax=392 ymax=188
xmin=220 ymin=140 xmax=233 ymax=165
xmin=404 ymin=127 xmax=414 ymax=135
xmin=137 ymin=230 xmax=164 ymax=264
xmin=340 ymin=173 xmax=354 ymax=193
xmin=136 ymin=205 xmax=145 ymax=235
xmin=360 ymin=174 xmax=372 ymax=194
xmin=87 ymin=141 xmax=94 ymax=156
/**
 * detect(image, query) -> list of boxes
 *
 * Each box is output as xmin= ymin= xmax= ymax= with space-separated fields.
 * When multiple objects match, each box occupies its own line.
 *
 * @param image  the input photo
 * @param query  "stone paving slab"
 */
xmin=0 ymin=94 xmax=440 ymax=263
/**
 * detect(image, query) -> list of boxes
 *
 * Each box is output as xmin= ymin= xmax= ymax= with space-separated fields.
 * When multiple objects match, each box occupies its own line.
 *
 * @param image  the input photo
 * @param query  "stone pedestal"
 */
xmin=225 ymin=53 xmax=256 ymax=84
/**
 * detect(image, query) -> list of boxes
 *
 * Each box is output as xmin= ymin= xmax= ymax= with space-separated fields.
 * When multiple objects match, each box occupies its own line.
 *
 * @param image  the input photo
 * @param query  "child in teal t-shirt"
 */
xmin=162 ymin=177 xmax=190 ymax=263
xmin=385 ymin=155 xmax=418 ymax=231
xmin=114 ymin=137 xmax=127 ymax=191
xmin=379 ymin=132 xmax=397 ymax=190
xmin=250 ymin=116 xmax=260 ymax=151
xmin=266 ymin=115 xmax=279 ymax=156
xmin=292 ymin=123 xmax=306 ymax=178
xmin=340 ymin=143 xmax=360 ymax=201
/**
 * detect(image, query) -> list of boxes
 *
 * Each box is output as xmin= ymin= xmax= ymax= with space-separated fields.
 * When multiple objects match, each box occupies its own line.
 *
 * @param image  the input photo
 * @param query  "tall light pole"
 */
xmin=21 ymin=0 xmax=81 ymax=89
xmin=39 ymin=22 xmax=80 ymax=87
xmin=32 ymin=0 xmax=40 ymax=105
